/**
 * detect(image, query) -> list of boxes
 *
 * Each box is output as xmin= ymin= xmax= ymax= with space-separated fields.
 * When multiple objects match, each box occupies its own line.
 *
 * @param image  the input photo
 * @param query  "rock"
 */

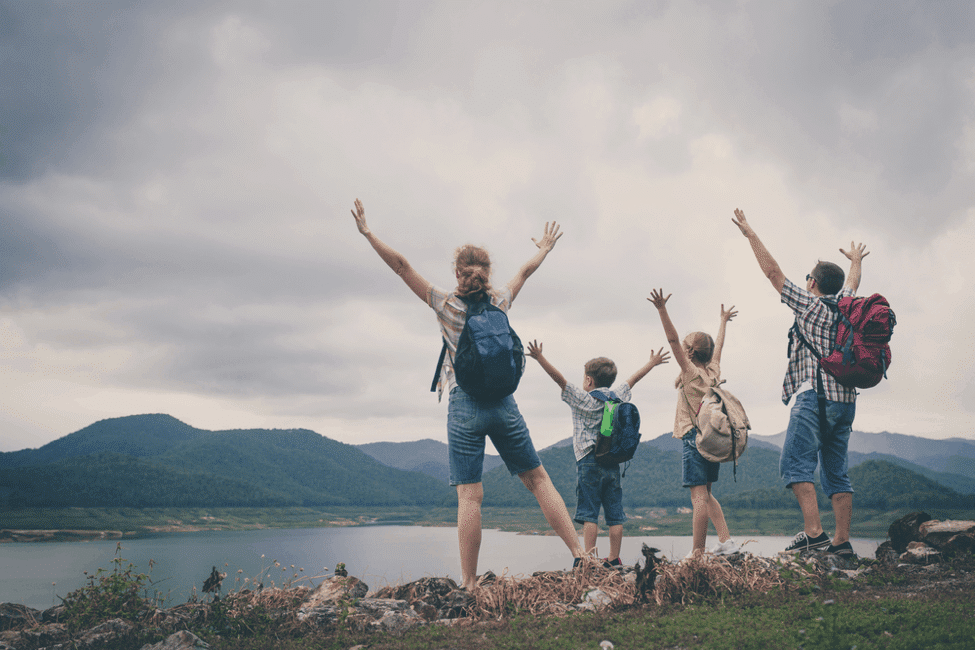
xmin=888 ymin=512 xmax=933 ymax=553
xmin=302 ymin=575 xmax=369 ymax=609
xmin=1 ymin=622 xmax=70 ymax=649
xmin=941 ymin=533 xmax=975 ymax=557
xmin=371 ymin=608 xmax=423 ymax=635
xmin=0 ymin=604 xmax=40 ymax=631
xmin=439 ymin=589 xmax=475 ymax=619
xmin=919 ymin=520 xmax=975 ymax=550
xmin=875 ymin=540 xmax=898 ymax=563
xmin=76 ymin=617 xmax=137 ymax=648
xmin=899 ymin=544 xmax=942 ymax=564
xmin=140 ymin=630 xmax=210 ymax=650
xmin=583 ymin=588 xmax=613 ymax=608
xmin=41 ymin=605 xmax=66 ymax=624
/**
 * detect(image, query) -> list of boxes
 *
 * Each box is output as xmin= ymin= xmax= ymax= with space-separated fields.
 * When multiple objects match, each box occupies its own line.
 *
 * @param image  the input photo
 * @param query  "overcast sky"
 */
xmin=1 ymin=0 xmax=974 ymax=453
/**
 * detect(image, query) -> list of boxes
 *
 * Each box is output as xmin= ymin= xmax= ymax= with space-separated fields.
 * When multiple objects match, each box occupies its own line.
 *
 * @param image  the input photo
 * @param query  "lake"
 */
xmin=0 ymin=527 xmax=882 ymax=611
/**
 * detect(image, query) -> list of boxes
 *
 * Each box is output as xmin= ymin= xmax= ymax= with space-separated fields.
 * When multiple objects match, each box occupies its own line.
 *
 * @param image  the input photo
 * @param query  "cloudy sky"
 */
xmin=1 ymin=0 xmax=974 ymax=453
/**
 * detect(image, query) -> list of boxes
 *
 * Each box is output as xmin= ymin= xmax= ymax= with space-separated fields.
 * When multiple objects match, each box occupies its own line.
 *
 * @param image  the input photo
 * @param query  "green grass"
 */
xmin=3 ymin=506 xmax=974 ymax=539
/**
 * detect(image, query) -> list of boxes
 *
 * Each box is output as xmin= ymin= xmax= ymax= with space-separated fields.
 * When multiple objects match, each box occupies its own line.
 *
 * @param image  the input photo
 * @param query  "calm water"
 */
xmin=0 ymin=527 xmax=881 ymax=611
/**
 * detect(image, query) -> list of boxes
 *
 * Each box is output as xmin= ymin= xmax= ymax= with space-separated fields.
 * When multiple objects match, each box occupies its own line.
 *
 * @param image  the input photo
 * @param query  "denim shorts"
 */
xmin=780 ymin=389 xmax=856 ymax=496
xmin=447 ymin=386 xmax=542 ymax=486
xmin=681 ymin=427 xmax=720 ymax=487
xmin=574 ymin=451 xmax=627 ymax=526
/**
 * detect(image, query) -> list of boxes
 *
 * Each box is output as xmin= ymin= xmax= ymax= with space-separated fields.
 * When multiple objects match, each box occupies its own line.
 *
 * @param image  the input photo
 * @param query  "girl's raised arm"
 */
xmin=648 ymin=288 xmax=690 ymax=375
xmin=712 ymin=304 xmax=737 ymax=365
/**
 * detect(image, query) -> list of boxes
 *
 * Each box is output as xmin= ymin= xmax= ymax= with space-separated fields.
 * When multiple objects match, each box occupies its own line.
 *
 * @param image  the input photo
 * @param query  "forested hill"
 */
xmin=0 ymin=414 xmax=451 ymax=508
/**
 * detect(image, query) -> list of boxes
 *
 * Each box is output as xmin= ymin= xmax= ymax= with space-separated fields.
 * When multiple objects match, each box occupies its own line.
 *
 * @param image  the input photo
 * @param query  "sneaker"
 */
xmin=825 ymin=541 xmax=856 ymax=558
xmin=573 ymin=557 xmax=583 ymax=568
xmin=783 ymin=531 xmax=831 ymax=553
xmin=710 ymin=538 xmax=741 ymax=556
xmin=601 ymin=557 xmax=623 ymax=568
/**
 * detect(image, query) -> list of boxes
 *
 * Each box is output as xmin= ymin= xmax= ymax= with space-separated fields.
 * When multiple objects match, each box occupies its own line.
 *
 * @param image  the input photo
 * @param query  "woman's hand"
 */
xmin=351 ymin=198 xmax=370 ymax=236
xmin=647 ymin=288 xmax=671 ymax=310
xmin=531 ymin=222 xmax=563 ymax=252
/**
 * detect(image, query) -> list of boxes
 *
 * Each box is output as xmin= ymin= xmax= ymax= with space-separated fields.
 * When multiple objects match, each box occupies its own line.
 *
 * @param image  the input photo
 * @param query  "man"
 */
xmin=732 ymin=208 xmax=868 ymax=557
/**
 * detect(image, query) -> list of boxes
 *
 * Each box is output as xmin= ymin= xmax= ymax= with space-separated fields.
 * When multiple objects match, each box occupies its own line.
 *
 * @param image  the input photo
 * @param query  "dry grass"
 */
xmin=652 ymin=554 xmax=787 ymax=605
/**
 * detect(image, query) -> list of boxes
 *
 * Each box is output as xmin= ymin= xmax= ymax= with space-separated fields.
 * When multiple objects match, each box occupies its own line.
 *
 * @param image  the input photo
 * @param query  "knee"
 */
xmin=519 ymin=466 xmax=549 ymax=493
xmin=457 ymin=483 xmax=483 ymax=505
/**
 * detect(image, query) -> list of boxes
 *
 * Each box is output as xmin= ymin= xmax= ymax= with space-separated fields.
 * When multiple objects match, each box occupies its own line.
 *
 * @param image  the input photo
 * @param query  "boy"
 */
xmin=527 ymin=340 xmax=670 ymax=565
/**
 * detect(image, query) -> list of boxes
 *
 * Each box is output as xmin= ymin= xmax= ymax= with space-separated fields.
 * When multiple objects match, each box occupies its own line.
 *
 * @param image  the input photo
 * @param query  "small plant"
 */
xmin=60 ymin=543 xmax=163 ymax=633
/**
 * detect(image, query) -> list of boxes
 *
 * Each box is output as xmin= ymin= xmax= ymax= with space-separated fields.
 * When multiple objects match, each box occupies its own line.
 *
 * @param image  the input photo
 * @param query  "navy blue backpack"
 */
xmin=590 ymin=390 xmax=641 ymax=470
xmin=431 ymin=295 xmax=525 ymax=402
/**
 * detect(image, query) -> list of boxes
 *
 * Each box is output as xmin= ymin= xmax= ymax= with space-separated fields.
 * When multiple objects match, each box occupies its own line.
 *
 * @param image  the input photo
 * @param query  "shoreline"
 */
xmin=0 ymin=529 xmax=126 ymax=543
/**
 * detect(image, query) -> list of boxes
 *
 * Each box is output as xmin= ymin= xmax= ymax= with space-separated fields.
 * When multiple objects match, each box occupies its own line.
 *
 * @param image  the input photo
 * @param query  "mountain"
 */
xmin=0 ymin=415 xmax=452 ymax=509
xmin=357 ymin=439 xmax=504 ymax=483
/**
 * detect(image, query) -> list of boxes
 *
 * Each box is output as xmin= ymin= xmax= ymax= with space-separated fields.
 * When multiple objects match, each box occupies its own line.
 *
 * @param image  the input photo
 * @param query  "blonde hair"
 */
xmin=454 ymin=244 xmax=492 ymax=300
xmin=675 ymin=331 xmax=715 ymax=388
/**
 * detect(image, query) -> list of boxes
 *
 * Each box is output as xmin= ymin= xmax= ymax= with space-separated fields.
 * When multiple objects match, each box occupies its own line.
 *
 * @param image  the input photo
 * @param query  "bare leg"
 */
xmin=831 ymin=491 xmax=852 ymax=545
xmin=583 ymin=522 xmax=598 ymax=556
xmin=608 ymin=524 xmax=623 ymax=561
xmin=790 ymin=481 xmax=824 ymax=537
xmin=707 ymin=490 xmax=731 ymax=543
xmin=689 ymin=485 xmax=711 ymax=552
xmin=456 ymin=482 xmax=483 ymax=590
xmin=519 ymin=466 xmax=583 ymax=558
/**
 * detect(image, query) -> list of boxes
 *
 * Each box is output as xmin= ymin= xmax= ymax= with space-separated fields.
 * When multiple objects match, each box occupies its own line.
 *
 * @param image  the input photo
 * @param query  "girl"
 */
xmin=351 ymin=198 xmax=583 ymax=589
xmin=648 ymin=288 xmax=740 ymax=558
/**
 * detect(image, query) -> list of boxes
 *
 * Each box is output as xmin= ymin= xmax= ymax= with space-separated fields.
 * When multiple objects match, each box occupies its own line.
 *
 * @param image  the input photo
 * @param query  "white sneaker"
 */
xmin=710 ymin=538 xmax=741 ymax=556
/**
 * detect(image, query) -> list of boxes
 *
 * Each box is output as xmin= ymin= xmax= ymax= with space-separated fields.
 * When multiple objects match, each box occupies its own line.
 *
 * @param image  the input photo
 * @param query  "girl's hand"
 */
xmin=526 ymin=340 xmax=544 ymax=359
xmin=649 ymin=347 xmax=671 ymax=368
xmin=648 ymin=288 xmax=671 ymax=310
xmin=721 ymin=304 xmax=738 ymax=323
xmin=351 ymin=198 xmax=370 ymax=236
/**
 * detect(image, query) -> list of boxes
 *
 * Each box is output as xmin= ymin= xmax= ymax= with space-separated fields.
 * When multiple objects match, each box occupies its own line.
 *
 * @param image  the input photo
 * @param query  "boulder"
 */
xmin=75 ymin=617 xmax=137 ymax=649
xmin=887 ymin=512 xmax=932 ymax=553
xmin=140 ymin=630 xmax=210 ymax=650
xmin=0 ymin=604 xmax=40 ymax=632
xmin=302 ymin=575 xmax=369 ymax=609
xmin=919 ymin=520 xmax=975 ymax=549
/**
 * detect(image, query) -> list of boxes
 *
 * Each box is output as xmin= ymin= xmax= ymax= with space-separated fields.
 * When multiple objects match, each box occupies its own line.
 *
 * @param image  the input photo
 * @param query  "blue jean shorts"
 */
xmin=574 ymin=451 xmax=627 ymax=526
xmin=780 ymin=389 xmax=856 ymax=497
xmin=682 ymin=427 xmax=720 ymax=487
xmin=447 ymin=386 xmax=542 ymax=486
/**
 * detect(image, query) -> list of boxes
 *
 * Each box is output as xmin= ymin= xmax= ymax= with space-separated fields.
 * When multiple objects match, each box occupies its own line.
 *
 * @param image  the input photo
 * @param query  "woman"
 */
xmin=648 ymin=288 xmax=740 ymax=559
xmin=351 ymin=198 xmax=583 ymax=589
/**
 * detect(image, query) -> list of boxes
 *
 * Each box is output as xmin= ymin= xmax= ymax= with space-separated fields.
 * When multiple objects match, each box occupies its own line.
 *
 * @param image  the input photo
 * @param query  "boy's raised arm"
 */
xmin=840 ymin=241 xmax=869 ymax=294
xmin=625 ymin=347 xmax=671 ymax=388
xmin=731 ymin=208 xmax=785 ymax=293
xmin=351 ymin=198 xmax=431 ymax=302
xmin=712 ymin=304 xmax=737 ymax=365
xmin=526 ymin=340 xmax=567 ymax=390
xmin=507 ymin=222 xmax=563 ymax=301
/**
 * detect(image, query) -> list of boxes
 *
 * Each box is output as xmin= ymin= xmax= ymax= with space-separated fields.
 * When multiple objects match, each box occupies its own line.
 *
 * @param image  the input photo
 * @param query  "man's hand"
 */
xmin=721 ymin=304 xmax=738 ymax=323
xmin=531 ymin=222 xmax=563 ymax=252
xmin=840 ymin=242 xmax=869 ymax=263
xmin=647 ymin=288 xmax=671 ymax=310
xmin=526 ymin=340 xmax=544 ymax=360
xmin=731 ymin=208 xmax=753 ymax=237
xmin=351 ymin=198 xmax=370 ymax=236
xmin=648 ymin=347 xmax=671 ymax=368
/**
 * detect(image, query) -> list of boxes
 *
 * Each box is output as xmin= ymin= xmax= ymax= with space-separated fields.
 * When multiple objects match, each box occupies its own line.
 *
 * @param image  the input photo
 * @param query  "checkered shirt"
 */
xmin=780 ymin=277 xmax=857 ymax=404
xmin=561 ymin=382 xmax=632 ymax=462
xmin=428 ymin=284 xmax=514 ymax=401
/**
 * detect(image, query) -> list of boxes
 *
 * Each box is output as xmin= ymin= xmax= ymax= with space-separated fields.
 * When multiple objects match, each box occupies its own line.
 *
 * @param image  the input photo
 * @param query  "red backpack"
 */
xmin=819 ymin=294 xmax=895 ymax=389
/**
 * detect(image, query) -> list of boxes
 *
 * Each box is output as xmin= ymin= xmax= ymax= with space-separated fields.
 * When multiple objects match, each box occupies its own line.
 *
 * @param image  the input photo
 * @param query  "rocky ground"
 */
xmin=1 ymin=512 xmax=972 ymax=650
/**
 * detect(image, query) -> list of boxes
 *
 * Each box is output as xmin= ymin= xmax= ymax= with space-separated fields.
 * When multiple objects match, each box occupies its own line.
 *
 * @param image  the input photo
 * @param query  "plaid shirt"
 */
xmin=561 ymin=382 xmax=632 ymax=461
xmin=780 ymin=278 xmax=857 ymax=404
xmin=428 ymin=284 xmax=514 ymax=401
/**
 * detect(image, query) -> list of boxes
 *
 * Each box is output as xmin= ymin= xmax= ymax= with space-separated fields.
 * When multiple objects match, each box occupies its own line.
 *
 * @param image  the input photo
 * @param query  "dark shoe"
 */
xmin=825 ymin=541 xmax=856 ymax=558
xmin=573 ymin=557 xmax=583 ymax=568
xmin=783 ymin=531 xmax=831 ymax=553
xmin=602 ymin=557 xmax=622 ymax=568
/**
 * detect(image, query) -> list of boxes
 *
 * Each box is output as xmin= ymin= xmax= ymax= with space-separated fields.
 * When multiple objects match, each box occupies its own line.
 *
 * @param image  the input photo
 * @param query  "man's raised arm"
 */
xmin=731 ymin=208 xmax=786 ymax=294
xmin=840 ymin=242 xmax=869 ymax=294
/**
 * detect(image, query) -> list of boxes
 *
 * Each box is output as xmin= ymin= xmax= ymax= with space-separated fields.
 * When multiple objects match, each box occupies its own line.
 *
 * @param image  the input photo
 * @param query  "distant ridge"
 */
xmin=357 ymin=439 xmax=504 ymax=483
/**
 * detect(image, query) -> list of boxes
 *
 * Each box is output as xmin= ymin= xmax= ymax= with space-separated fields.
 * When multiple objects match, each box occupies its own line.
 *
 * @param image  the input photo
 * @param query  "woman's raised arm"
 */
xmin=351 ymin=198 xmax=431 ymax=302
xmin=506 ymin=222 xmax=563 ymax=301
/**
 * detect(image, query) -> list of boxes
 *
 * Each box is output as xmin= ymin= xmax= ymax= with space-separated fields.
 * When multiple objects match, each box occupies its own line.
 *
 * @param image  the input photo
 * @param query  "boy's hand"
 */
xmin=351 ymin=198 xmax=370 ymax=236
xmin=526 ymin=340 xmax=544 ymax=360
xmin=531 ymin=222 xmax=563 ymax=252
xmin=721 ymin=304 xmax=738 ymax=323
xmin=840 ymin=242 xmax=869 ymax=263
xmin=731 ymin=208 xmax=753 ymax=237
xmin=647 ymin=288 xmax=671 ymax=310
xmin=649 ymin=347 xmax=671 ymax=368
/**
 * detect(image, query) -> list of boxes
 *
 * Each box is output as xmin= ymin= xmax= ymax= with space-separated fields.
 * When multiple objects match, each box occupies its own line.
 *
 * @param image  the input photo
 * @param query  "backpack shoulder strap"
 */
xmin=430 ymin=339 xmax=448 ymax=393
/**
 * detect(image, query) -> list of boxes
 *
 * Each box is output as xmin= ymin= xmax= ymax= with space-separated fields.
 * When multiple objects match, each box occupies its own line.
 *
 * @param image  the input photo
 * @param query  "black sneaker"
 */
xmin=783 ymin=531 xmax=831 ymax=553
xmin=572 ymin=557 xmax=583 ymax=568
xmin=825 ymin=541 xmax=856 ymax=558
xmin=602 ymin=557 xmax=622 ymax=568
